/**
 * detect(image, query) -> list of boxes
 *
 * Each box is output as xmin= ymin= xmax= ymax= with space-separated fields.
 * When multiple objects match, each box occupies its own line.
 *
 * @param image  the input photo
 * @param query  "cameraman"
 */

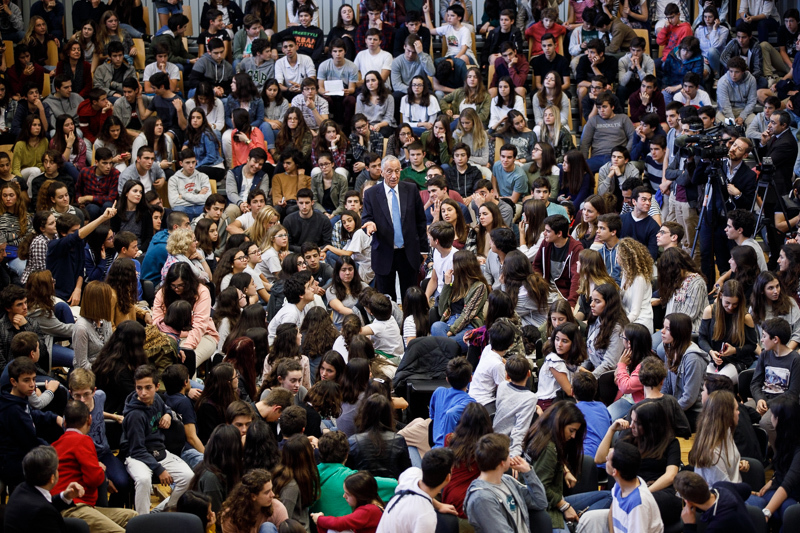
xmin=758 ymin=110 xmax=799 ymax=267
xmin=662 ymin=118 xmax=701 ymax=261
xmin=692 ymin=136 xmax=757 ymax=289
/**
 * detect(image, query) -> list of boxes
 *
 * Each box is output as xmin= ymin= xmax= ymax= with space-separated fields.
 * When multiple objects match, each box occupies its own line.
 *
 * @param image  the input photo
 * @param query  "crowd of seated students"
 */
xmin=2 ymin=0 xmax=800 ymax=531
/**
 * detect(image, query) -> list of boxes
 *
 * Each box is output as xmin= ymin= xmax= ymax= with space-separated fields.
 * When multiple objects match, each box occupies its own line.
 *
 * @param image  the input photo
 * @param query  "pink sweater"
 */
xmin=153 ymin=284 xmax=219 ymax=349
xmin=317 ymin=504 xmax=383 ymax=533
xmin=614 ymin=361 xmax=645 ymax=403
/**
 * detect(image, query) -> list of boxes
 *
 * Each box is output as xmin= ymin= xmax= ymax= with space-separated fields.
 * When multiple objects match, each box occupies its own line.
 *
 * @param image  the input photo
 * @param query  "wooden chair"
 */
xmin=382 ymin=137 xmax=389 ymax=157
xmin=143 ymin=5 xmax=151 ymax=35
xmin=132 ymin=38 xmax=146 ymax=70
xmin=183 ymin=5 xmax=194 ymax=35
xmin=567 ymin=107 xmax=573 ymax=131
xmin=42 ymin=73 xmax=51 ymax=97
xmin=46 ymin=40 xmax=58 ymax=67
xmin=210 ymin=180 xmax=217 ymax=194
xmin=4 ymin=41 xmax=13 ymax=67
xmin=633 ymin=28 xmax=650 ymax=55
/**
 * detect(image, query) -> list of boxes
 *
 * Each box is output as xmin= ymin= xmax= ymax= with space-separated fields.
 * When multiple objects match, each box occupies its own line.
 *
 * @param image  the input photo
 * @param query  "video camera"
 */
xmin=674 ymin=122 xmax=746 ymax=160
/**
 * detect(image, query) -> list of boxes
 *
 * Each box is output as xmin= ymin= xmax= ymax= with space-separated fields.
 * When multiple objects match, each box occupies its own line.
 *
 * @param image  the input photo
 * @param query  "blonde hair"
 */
xmin=248 ymin=205 xmax=279 ymax=249
xmin=68 ymin=367 xmax=96 ymax=391
xmin=540 ymin=105 xmax=563 ymax=147
xmin=455 ymin=108 xmax=487 ymax=151
xmin=577 ymin=249 xmax=617 ymax=298
xmin=264 ymin=224 xmax=288 ymax=253
xmin=166 ymin=227 xmax=195 ymax=256
xmin=616 ymin=238 xmax=654 ymax=290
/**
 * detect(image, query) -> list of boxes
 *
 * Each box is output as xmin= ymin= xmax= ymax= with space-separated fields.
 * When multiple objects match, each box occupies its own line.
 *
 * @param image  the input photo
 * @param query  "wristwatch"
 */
xmin=763 ymin=508 xmax=772 ymax=519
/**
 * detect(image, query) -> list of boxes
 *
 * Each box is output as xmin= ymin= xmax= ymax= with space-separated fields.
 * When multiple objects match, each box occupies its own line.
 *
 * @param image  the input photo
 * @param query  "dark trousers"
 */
xmin=699 ymin=213 xmax=731 ymax=291
xmin=96 ymin=449 xmax=131 ymax=507
xmin=374 ymin=248 xmax=418 ymax=302
xmin=322 ymin=94 xmax=357 ymax=133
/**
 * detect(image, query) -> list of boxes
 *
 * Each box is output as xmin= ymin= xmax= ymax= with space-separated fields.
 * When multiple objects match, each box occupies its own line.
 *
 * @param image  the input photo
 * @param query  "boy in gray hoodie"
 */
xmin=464 ymin=433 xmax=548 ymax=533
xmin=187 ymin=37 xmax=234 ymax=96
xmin=168 ymin=148 xmax=212 ymax=218
xmin=715 ymin=56 xmax=757 ymax=126
xmin=121 ymin=364 xmax=193 ymax=515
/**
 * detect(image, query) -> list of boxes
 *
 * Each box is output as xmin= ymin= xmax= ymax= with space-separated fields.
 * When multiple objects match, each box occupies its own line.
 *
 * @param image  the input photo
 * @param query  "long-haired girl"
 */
xmin=132 ymin=117 xmax=174 ymax=174
xmin=400 ymin=75 xmax=441 ymax=135
xmin=195 ymin=362 xmax=239 ymax=443
xmin=489 ymin=75 xmax=525 ymax=131
xmin=355 ymin=71 xmax=396 ymax=138
xmin=661 ymin=312 xmax=709 ymax=430
xmin=571 ymin=194 xmax=607 ymax=250
xmin=402 ymin=285 xmax=430 ymax=345
xmin=533 ymin=105 xmax=575 ymax=163
xmin=699 ymin=279 xmax=757 ymax=380
xmin=655 ymin=247 xmax=706 ymax=334
xmin=689 ymin=390 xmax=746 ymax=485
xmin=502 ymin=249 xmax=556 ymax=328
xmin=322 ymin=209 xmax=373 ymax=284
xmin=185 ymin=107 xmax=226 ymax=182
xmin=575 ymin=249 xmax=617 ymax=322
xmin=537 ymin=322 xmax=587 ymax=409
xmin=608 ymin=323 xmax=655 ymax=420
xmin=311 ymin=471 xmax=384 ymax=533
xmin=533 ymin=71 xmax=570 ymax=125
xmin=275 ymin=106 xmax=313 ymax=161
xmin=586 ymin=282 xmax=629 ymax=376
xmin=557 ymin=149 xmax=593 ymax=208
xmin=262 ymin=323 xmax=311 ymax=389
xmin=453 ymin=108 xmax=489 ymax=168
xmin=465 ymin=201 xmax=506 ymax=258
xmin=518 ymin=199 xmax=548 ymax=260
xmin=94 ymin=115 xmax=132 ymax=172
xmin=616 ymin=237 xmax=654 ymax=332
xmin=50 ymin=114 xmax=87 ymax=179
xmin=326 ymin=256 xmax=368 ymax=330
xmin=431 ymin=198 xmax=469 ymax=247
xmin=441 ymin=67 xmax=489 ymax=128
xmin=420 ymin=115 xmax=453 ymax=167
xmin=750 ymin=271 xmax=800 ymax=350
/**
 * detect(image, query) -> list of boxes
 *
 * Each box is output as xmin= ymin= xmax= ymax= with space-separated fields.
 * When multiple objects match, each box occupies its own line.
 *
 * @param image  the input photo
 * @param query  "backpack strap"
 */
xmin=385 ymin=489 xmax=429 ymax=514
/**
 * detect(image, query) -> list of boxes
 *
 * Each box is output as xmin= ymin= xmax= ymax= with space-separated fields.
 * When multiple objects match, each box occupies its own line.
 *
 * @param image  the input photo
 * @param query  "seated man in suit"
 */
xmin=4 ymin=445 xmax=85 ymax=533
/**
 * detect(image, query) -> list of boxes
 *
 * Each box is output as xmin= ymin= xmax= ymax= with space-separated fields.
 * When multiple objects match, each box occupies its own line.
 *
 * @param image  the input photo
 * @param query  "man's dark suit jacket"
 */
xmin=362 ymin=180 xmax=429 ymax=275
xmin=4 ymin=482 xmax=72 ymax=533
xmin=693 ymin=159 xmax=757 ymax=218
xmin=758 ymin=130 xmax=799 ymax=197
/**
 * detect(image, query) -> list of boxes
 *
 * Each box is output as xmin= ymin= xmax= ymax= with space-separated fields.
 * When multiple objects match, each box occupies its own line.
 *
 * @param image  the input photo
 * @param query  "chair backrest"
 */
xmin=46 ymin=40 xmax=58 ymax=67
xmin=142 ymin=5 xmax=151 ymax=35
xmin=753 ymin=425 xmax=768 ymax=462
xmin=780 ymin=504 xmax=800 ymax=533
xmin=738 ymin=368 xmax=754 ymax=402
xmin=632 ymin=28 xmax=650 ymax=55
xmin=564 ymin=455 xmax=600 ymax=495
xmin=4 ymin=40 xmax=14 ymax=67
xmin=740 ymin=457 xmax=765 ymax=492
xmin=42 ymin=72 xmax=51 ymax=97
xmin=182 ymin=4 xmax=194 ymax=36
xmin=132 ymin=38 xmax=146 ymax=70
xmin=124 ymin=512 xmax=205 ymax=533
xmin=747 ymin=505 xmax=769 ymax=533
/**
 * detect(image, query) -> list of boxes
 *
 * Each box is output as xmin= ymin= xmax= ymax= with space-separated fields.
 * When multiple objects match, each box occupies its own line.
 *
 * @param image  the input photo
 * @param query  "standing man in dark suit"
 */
xmin=4 ymin=446 xmax=85 ymax=533
xmin=362 ymin=155 xmax=429 ymax=301
xmin=758 ymin=110 xmax=799 ymax=268
xmin=693 ymin=136 xmax=758 ymax=288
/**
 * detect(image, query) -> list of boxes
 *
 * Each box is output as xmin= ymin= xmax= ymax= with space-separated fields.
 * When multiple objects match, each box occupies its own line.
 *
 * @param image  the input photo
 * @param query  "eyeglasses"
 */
xmin=318 ymin=161 xmax=332 ymax=167
xmin=411 ymin=83 xmax=424 ymax=87
xmin=234 ymin=255 xmax=247 ymax=262
xmin=275 ymin=233 xmax=288 ymax=238
xmin=170 ymin=282 xmax=185 ymax=290
xmin=248 ymin=250 xmax=261 ymax=256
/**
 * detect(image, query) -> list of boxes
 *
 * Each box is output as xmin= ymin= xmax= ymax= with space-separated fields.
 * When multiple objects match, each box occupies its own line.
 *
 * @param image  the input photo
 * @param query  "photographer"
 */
xmin=692 ymin=136 xmax=757 ymax=290
xmin=662 ymin=118 xmax=701 ymax=263
xmin=758 ymin=111 xmax=799 ymax=268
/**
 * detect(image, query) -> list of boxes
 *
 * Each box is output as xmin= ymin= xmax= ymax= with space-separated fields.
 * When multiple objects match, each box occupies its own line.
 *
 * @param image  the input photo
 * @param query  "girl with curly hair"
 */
xmin=616 ymin=237 xmax=654 ymax=332
xmin=574 ymin=248 xmax=617 ymax=322
xmin=247 ymin=205 xmax=280 ymax=251
xmin=585 ymin=283 xmax=629 ymax=377
xmin=655 ymin=247 xmax=706 ymax=335
xmin=162 ymin=227 xmax=212 ymax=284
xmin=300 ymin=306 xmax=338 ymax=379
xmin=220 ymin=469 xmax=289 ymax=533
xmin=305 ymin=379 xmax=342 ymax=430
xmin=262 ymin=323 xmax=311 ymax=389
xmin=699 ymin=279 xmax=757 ymax=380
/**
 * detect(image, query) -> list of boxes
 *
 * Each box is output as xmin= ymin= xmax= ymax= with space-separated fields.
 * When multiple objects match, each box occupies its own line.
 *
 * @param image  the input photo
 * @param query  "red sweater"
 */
xmin=51 ymin=429 xmax=106 ymax=506
xmin=532 ymin=236 xmax=584 ymax=307
xmin=524 ymin=22 xmax=567 ymax=57
xmin=77 ymin=99 xmax=113 ymax=143
xmin=317 ymin=504 xmax=383 ymax=533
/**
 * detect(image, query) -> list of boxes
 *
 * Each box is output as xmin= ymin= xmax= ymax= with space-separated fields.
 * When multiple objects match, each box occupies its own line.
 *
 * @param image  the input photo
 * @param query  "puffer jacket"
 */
xmin=662 ymin=48 xmax=704 ymax=87
xmin=346 ymin=430 xmax=412 ymax=479
xmin=392 ymin=336 xmax=462 ymax=394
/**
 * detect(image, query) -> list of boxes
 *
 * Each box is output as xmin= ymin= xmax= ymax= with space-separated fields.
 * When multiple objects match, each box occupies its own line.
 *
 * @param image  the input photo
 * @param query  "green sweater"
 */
xmin=532 ymin=441 xmax=566 ymax=529
xmin=233 ymin=29 xmax=270 ymax=61
xmin=440 ymin=88 xmax=491 ymax=127
xmin=420 ymin=131 xmax=452 ymax=167
xmin=311 ymin=462 xmax=398 ymax=516
xmin=400 ymin=165 xmax=427 ymax=189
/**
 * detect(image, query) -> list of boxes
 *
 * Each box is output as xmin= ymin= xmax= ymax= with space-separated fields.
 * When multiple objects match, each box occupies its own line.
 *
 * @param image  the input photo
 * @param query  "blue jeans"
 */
xmin=54 ymin=301 xmax=75 ymax=325
xmin=171 ymin=204 xmax=205 ymax=218
xmin=52 ymin=344 xmax=74 ymax=368
xmin=565 ymin=490 xmax=613 ymax=513
xmin=181 ymin=447 xmax=204 ymax=469
xmin=587 ymin=154 xmax=612 ymax=173
xmin=259 ymin=123 xmax=278 ymax=149
xmin=64 ymin=162 xmax=80 ymax=181
xmin=4 ymin=30 xmax=25 ymax=43
xmin=607 ymin=398 xmax=633 ymax=420
xmin=747 ymin=490 xmax=797 ymax=529
xmin=85 ymin=201 xmax=114 ymax=220
xmin=409 ymin=446 xmax=422 ymax=468
xmin=430 ymin=314 xmax=469 ymax=352
xmin=119 ymin=23 xmax=143 ymax=38
xmin=705 ymin=48 xmax=722 ymax=77
xmin=258 ymin=523 xmax=278 ymax=533
xmin=662 ymin=89 xmax=677 ymax=105
xmin=157 ymin=4 xmax=182 ymax=14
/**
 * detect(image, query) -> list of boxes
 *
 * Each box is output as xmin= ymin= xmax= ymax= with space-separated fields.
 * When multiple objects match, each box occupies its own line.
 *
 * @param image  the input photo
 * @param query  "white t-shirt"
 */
xmin=435 ymin=24 xmax=476 ymax=63
xmin=368 ymin=318 xmax=404 ymax=357
xmin=257 ymin=247 xmax=282 ymax=281
xmin=344 ymin=228 xmax=374 ymax=284
xmin=376 ymin=468 xmax=437 ymax=533
xmin=235 ymin=211 xmax=255 ymax=231
xmin=469 ymin=345 xmax=507 ymax=405
xmin=402 ymin=315 xmax=418 ymax=345
xmin=333 ymin=335 xmax=349 ymax=362
xmin=143 ymin=62 xmax=181 ymax=82
xmin=432 ymin=248 xmax=454 ymax=298
xmin=267 ymin=303 xmax=306 ymax=343
xmin=244 ymin=265 xmax=265 ymax=291
xmin=673 ymin=88 xmax=712 ymax=108
xmin=610 ymin=478 xmax=664 ymax=533
xmin=354 ymin=49 xmax=393 ymax=86
xmin=537 ymin=353 xmax=572 ymax=401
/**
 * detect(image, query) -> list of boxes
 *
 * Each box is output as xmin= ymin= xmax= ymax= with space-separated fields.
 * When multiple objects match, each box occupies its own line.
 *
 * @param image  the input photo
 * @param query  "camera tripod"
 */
xmin=690 ymin=162 xmax=728 ymax=258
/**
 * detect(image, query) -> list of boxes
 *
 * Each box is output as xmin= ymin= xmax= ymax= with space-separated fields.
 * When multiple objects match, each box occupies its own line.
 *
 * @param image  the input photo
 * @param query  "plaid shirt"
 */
xmin=354 ymin=18 xmax=395 ymax=53
xmin=359 ymin=0 xmax=397 ymax=26
xmin=20 ymin=233 xmax=50 ymax=284
xmin=349 ymin=131 xmax=384 ymax=163
xmin=76 ymin=166 xmax=120 ymax=206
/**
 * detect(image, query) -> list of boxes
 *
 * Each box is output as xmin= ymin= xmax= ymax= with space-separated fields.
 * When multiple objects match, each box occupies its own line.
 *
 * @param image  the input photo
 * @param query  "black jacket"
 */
xmin=684 ymin=482 xmax=757 ymax=533
xmin=693 ymin=159 xmax=757 ymax=219
xmin=4 ymin=482 xmax=73 ymax=533
xmin=758 ymin=129 xmax=799 ymax=198
xmin=393 ymin=336 xmax=462 ymax=395
xmin=480 ymin=26 xmax=525 ymax=67
xmin=201 ymin=1 xmax=245 ymax=31
xmin=346 ymin=430 xmax=412 ymax=479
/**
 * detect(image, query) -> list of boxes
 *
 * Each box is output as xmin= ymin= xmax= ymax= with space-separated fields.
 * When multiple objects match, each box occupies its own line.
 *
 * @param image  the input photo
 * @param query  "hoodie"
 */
xmin=168 ymin=169 xmax=212 ymax=208
xmin=685 ymin=481 xmax=756 ymax=533
xmin=311 ymin=463 xmax=397 ymax=516
xmin=0 ymin=387 xmax=57 ymax=485
xmin=463 ymin=470 xmax=548 ymax=533
xmin=661 ymin=341 xmax=709 ymax=419
xmin=121 ymin=390 xmax=174 ymax=476
xmin=93 ymin=59 xmax=137 ymax=96
xmin=187 ymin=54 xmax=234 ymax=94
xmin=236 ymin=56 xmax=275 ymax=92
xmin=717 ymin=71 xmax=757 ymax=120
xmin=142 ymin=229 xmax=170 ymax=283
xmin=532 ymin=237 xmax=583 ymax=307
